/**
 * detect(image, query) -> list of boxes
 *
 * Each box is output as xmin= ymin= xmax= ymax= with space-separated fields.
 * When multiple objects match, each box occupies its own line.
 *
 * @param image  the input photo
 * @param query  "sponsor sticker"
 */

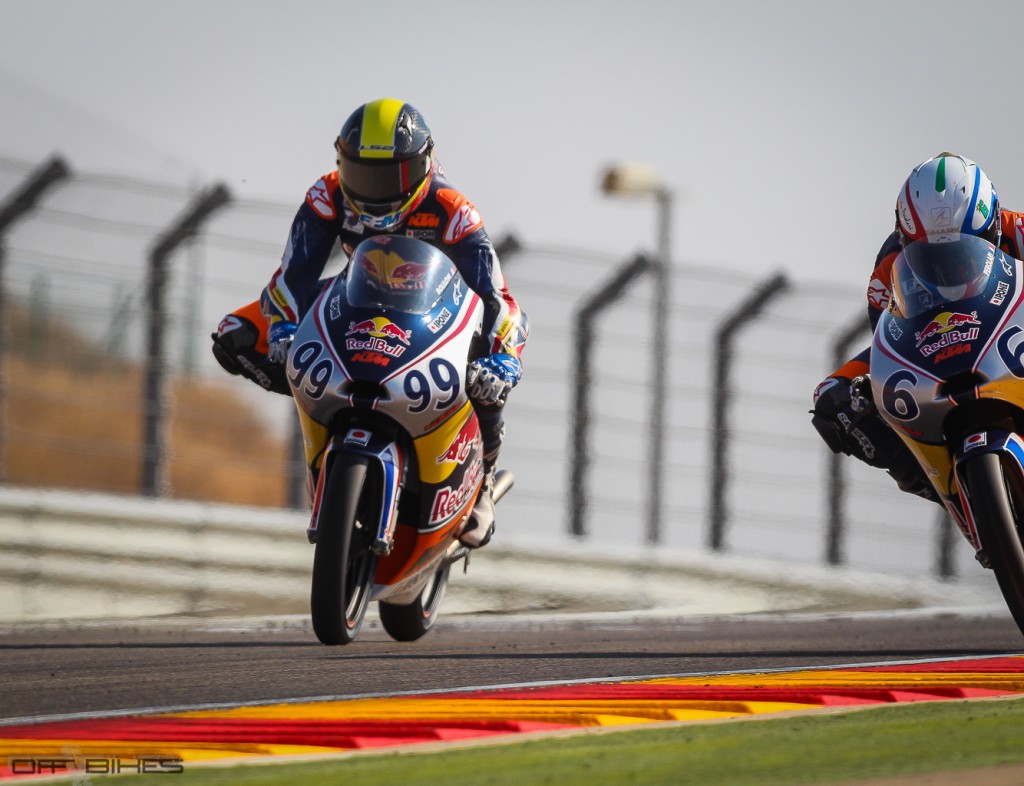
xmin=345 ymin=317 xmax=412 ymax=357
xmin=964 ymin=432 xmax=987 ymax=451
xmin=306 ymin=178 xmax=336 ymax=220
xmin=915 ymin=311 xmax=981 ymax=357
xmin=427 ymin=307 xmax=453 ymax=333
xmin=443 ymin=202 xmax=483 ymax=244
xmin=344 ymin=428 xmax=371 ymax=447
xmin=436 ymin=419 xmax=481 ymax=465
xmin=429 ymin=460 xmax=483 ymax=524
xmin=217 ymin=315 xmax=243 ymax=335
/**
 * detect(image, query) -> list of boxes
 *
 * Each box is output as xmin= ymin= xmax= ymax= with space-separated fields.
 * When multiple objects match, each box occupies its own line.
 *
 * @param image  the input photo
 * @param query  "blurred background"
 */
xmin=3 ymin=0 xmax=1021 ymax=617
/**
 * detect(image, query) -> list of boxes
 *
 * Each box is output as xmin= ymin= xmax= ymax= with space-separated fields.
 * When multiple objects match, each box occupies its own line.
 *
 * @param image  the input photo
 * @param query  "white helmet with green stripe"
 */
xmin=895 ymin=152 xmax=1000 ymax=246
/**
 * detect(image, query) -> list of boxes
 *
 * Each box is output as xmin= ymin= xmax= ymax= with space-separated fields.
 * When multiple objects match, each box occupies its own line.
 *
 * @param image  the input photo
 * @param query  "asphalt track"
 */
xmin=1 ymin=609 xmax=1021 ymax=722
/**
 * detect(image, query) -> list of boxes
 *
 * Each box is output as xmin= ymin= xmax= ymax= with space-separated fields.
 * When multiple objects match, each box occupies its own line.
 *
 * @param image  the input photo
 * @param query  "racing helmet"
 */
xmin=895 ymin=152 xmax=1000 ymax=247
xmin=335 ymin=98 xmax=434 ymax=231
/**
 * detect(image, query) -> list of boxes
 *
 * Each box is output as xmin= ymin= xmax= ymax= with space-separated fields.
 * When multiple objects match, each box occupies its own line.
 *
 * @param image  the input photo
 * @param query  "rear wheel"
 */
xmin=378 ymin=561 xmax=451 ymax=642
xmin=962 ymin=452 xmax=1024 ymax=637
xmin=310 ymin=454 xmax=378 ymax=645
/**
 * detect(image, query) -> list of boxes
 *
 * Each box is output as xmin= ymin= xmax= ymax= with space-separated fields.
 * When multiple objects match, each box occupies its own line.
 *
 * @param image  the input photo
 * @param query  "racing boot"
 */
xmin=459 ymin=464 xmax=496 ymax=549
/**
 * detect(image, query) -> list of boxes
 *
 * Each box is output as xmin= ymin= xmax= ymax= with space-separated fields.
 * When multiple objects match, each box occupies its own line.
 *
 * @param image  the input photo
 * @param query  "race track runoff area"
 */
xmin=2 ymin=655 xmax=1023 ymax=779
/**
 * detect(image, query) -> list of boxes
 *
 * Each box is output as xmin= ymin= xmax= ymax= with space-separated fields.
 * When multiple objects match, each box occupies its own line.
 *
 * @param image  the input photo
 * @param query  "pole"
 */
xmin=142 ymin=184 xmax=231 ymax=496
xmin=645 ymin=190 xmax=672 ymax=544
xmin=568 ymin=254 xmax=652 ymax=538
xmin=707 ymin=271 xmax=790 ymax=551
xmin=0 ymin=155 xmax=71 ymax=483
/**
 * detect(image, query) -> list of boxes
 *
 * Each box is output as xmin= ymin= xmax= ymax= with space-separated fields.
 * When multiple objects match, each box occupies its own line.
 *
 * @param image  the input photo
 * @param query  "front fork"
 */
xmin=298 ymin=406 xmax=406 ymax=554
xmin=952 ymin=429 xmax=1024 ymax=559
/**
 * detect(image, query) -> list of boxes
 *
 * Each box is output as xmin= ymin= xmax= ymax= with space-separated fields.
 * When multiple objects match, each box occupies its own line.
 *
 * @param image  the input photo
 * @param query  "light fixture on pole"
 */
xmin=600 ymin=162 xmax=673 ymax=545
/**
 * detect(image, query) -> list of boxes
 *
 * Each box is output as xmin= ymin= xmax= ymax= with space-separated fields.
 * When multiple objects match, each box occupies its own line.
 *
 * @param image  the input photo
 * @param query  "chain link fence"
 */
xmin=0 ymin=155 xmax=987 ymax=586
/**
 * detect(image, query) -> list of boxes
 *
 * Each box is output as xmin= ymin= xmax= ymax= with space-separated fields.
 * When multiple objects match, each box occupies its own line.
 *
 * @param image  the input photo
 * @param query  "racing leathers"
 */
xmin=811 ymin=209 xmax=1024 ymax=502
xmin=212 ymin=164 xmax=528 ymax=546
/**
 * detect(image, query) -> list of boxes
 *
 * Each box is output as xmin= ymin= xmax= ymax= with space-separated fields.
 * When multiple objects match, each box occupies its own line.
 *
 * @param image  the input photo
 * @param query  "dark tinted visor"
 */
xmin=903 ymin=237 xmax=993 ymax=288
xmin=337 ymin=147 xmax=431 ymax=202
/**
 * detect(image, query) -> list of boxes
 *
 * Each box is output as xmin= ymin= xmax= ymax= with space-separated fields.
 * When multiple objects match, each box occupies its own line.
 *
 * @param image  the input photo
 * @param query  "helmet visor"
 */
xmin=336 ymin=145 xmax=432 ymax=202
xmin=891 ymin=235 xmax=997 ymax=318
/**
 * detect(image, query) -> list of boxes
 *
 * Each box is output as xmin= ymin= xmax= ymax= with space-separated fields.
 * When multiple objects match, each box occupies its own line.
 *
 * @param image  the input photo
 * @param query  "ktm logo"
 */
xmin=351 ymin=351 xmax=391 ymax=367
xmin=407 ymin=213 xmax=441 ymax=228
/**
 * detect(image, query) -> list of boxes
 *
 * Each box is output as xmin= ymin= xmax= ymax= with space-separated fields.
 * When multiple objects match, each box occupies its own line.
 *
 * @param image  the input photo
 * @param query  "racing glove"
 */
xmin=466 ymin=354 xmax=522 ymax=407
xmin=267 ymin=321 xmax=297 ymax=364
xmin=211 ymin=313 xmax=291 ymax=396
xmin=848 ymin=374 xmax=875 ymax=415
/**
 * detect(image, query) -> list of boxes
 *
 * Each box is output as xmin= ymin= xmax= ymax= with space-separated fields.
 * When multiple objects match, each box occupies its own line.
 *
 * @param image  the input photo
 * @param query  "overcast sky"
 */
xmin=4 ymin=0 xmax=1024 ymax=287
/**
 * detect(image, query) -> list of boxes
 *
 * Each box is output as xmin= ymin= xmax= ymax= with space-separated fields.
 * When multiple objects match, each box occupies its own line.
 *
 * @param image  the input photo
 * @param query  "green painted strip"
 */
xmin=936 ymin=156 xmax=946 ymax=192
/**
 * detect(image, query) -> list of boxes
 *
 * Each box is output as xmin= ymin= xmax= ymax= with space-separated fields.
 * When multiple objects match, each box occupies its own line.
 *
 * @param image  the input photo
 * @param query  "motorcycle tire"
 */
xmin=378 ymin=560 xmax=451 ymax=642
xmin=962 ymin=451 xmax=1024 ymax=638
xmin=310 ymin=453 xmax=378 ymax=645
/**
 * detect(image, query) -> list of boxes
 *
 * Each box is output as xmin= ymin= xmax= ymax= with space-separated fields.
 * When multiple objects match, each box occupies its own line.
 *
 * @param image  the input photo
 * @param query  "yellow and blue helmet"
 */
xmin=335 ymin=98 xmax=434 ymax=231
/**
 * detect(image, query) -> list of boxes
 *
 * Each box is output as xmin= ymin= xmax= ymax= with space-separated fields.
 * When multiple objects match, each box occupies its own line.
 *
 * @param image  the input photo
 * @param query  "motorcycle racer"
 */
xmin=212 ymin=98 xmax=528 ymax=548
xmin=812 ymin=152 xmax=1024 ymax=502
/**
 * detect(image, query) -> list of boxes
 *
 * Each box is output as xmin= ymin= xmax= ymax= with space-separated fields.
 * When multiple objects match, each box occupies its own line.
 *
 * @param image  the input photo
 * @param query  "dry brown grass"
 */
xmin=2 ymin=309 xmax=290 ymax=507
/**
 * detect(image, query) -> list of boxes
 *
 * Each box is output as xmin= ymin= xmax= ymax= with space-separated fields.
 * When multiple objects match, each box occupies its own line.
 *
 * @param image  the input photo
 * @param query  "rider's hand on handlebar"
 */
xmin=849 ymin=374 xmax=875 ymax=415
xmin=267 ymin=321 xmax=297 ymax=364
xmin=467 ymin=354 xmax=522 ymax=407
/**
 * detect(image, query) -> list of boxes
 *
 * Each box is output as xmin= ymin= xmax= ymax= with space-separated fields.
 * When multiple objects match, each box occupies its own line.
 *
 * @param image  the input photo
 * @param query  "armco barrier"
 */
xmin=0 ymin=486 xmax=1005 ymax=626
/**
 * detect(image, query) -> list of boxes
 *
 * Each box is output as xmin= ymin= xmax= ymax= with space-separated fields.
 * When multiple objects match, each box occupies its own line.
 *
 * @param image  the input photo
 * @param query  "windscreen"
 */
xmin=345 ymin=236 xmax=458 ymax=315
xmin=890 ymin=234 xmax=999 ymax=319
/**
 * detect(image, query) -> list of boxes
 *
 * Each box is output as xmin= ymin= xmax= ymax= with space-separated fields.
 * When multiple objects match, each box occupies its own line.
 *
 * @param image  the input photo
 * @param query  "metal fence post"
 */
xmin=824 ymin=312 xmax=872 ymax=565
xmin=936 ymin=509 xmax=957 ymax=579
xmin=568 ymin=253 xmax=652 ymax=538
xmin=707 ymin=271 xmax=790 ymax=551
xmin=142 ymin=184 xmax=232 ymax=497
xmin=0 ymin=155 xmax=71 ymax=483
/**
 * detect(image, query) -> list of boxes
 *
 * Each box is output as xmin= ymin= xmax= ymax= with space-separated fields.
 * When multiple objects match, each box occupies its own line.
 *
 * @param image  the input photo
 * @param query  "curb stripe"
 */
xmin=3 ymin=655 xmax=1023 ymax=778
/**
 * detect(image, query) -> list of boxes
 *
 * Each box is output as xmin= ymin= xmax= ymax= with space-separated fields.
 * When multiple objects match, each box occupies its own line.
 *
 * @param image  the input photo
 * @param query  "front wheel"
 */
xmin=962 ymin=452 xmax=1024 ymax=637
xmin=310 ymin=454 xmax=378 ymax=645
xmin=378 ymin=561 xmax=451 ymax=642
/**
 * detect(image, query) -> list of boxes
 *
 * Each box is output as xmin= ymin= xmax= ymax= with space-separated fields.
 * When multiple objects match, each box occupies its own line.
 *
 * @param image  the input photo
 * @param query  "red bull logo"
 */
xmin=436 ymin=418 xmax=481 ymax=466
xmin=345 ymin=316 xmax=412 ymax=357
xmin=429 ymin=459 xmax=483 ymax=525
xmin=346 ymin=317 xmax=411 ymax=345
xmin=389 ymin=262 xmax=430 ymax=286
xmin=359 ymin=248 xmax=433 ymax=289
xmin=915 ymin=311 xmax=981 ymax=357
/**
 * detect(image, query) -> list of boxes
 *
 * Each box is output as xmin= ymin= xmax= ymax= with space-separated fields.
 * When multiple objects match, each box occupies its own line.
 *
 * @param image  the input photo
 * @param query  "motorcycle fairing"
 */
xmin=872 ymin=254 xmax=1024 ymax=449
xmin=307 ymin=429 xmax=404 ymax=556
xmin=295 ymin=276 xmax=483 ymax=439
xmin=953 ymin=429 xmax=1024 ymax=551
xmin=876 ymin=252 xmax=1018 ymax=383
xmin=413 ymin=400 xmax=480 ymax=485
xmin=315 ymin=272 xmax=477 ymax=385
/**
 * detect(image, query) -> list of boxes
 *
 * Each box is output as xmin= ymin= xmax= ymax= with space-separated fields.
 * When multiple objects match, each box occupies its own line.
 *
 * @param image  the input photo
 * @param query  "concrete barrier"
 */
xmin=0 ymin=486 xmax=1005 ymax=625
